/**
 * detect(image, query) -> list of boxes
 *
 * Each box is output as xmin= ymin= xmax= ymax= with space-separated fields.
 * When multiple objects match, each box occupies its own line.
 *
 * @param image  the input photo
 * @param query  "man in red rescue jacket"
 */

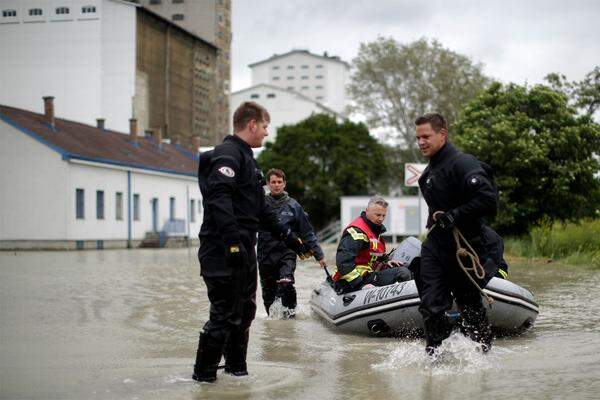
xmin=332 ymin=196 xmax=412 ymax=294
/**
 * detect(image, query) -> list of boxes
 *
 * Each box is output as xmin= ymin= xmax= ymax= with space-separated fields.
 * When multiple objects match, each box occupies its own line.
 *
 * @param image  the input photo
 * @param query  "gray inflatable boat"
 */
xmin=310 ymin=237 xmax=539 ymax=337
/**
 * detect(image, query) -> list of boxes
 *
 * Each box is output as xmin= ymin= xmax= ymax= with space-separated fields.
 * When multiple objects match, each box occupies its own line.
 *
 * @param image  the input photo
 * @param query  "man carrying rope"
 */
xmin=414 ymin=113 xmax=497 ymax=355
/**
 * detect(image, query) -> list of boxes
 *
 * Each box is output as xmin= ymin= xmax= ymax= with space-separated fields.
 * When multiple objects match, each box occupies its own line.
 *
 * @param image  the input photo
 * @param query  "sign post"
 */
xmin=404 ymin=163 xmax=427 ymax=234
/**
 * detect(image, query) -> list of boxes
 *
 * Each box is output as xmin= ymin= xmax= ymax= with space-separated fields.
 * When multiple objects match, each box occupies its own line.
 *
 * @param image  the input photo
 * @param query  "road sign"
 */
xmin=404 ymin=163 xmax=427 ymax=187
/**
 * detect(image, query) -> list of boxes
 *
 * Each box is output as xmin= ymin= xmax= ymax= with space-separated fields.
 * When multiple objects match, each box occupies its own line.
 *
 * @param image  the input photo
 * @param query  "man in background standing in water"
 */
xmin=258 ymin=168 xmax=327 ymax=318
xmin=193 ymin=102 xmax=311 ymax=383
xmin=415 ymin=113 xmax=497 ymax=355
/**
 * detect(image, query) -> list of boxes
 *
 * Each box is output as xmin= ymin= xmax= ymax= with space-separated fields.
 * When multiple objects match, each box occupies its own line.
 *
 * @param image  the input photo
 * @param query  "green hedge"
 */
xmin=505 ymin=219 xmax=600 ymax=267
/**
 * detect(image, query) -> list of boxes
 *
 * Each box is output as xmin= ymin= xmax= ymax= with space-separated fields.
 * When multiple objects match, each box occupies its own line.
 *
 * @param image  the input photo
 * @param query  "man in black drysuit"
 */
xmin=414 ymin=113 xmax=498 ymax=355
xmin=193 ymin=102 xmax=311 ymax=383
xmin=258 ymin=168 xmax=326 ymax=317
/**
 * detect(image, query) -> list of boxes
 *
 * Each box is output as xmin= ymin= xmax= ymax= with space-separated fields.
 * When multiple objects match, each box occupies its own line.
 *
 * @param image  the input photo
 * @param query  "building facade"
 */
xmin=137 ymin=0 xmax=232 ymax=140
xmin=249 ymin=50 xmax=350 ymax=116
xmin=0 ymin=99 xmax=203 ymax=250
xmin=0 ymin=0 xmax=225 ymax=147
xmin=230 ymin=83 xmax=341 ymax=143
xmin=0 ymin=0 xmax=137 ymax=133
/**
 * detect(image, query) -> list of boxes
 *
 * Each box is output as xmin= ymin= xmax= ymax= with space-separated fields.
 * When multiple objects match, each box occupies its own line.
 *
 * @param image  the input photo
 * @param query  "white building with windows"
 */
xmin=230 ymin=83 xmax=342 ymax=143
xmin=249 ymin=49 xmax=350 ymax=115
xmin=231 ymin=50 xmax=349 ymax=143
xmin=0 ymin=0 xmax=137 ymax=133
xmin=0 ymin=98 xmax=203 ymax=250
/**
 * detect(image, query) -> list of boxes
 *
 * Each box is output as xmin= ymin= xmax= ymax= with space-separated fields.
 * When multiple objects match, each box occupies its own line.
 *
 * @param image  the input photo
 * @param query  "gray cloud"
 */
xmin=232 ymin=0 xmax=600 ymax=91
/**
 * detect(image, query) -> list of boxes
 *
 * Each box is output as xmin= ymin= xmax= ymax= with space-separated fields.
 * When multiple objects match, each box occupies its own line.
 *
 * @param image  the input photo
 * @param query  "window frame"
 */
xmin=76 ymin=189 xmax=85 ymax=219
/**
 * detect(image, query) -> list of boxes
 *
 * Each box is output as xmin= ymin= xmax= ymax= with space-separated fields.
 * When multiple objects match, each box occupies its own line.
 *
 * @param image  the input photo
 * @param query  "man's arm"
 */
xmin=205 ymin=147 xmax=241 ymax=246
xmin=445 ymin=156 xmax=497 ymax=225
xmin=292 ymin=201 xmax=325 ymax=262
xmin=335 ymin=228 xmax=369 ymax=290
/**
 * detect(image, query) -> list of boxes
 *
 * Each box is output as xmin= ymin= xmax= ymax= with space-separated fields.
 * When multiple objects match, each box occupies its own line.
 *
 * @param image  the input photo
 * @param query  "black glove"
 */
xmin=225 ymin=243 xmax=248 ymax=269
xmin=282 ymin=229 xmax=313 ymax=260
xmin=434 ymin=210 xmax=456 ymax=230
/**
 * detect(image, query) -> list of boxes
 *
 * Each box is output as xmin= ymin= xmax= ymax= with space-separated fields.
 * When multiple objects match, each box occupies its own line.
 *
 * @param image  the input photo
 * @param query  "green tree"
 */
xmin=257 ymin=114 xmax=389 ymax=229
xmin=454 ymin=82 xmax=600 ymax=235
xmin=546 ymin=67 xmax=600 ymax=120
xmin=348 ymin=37 xmax=489 ymax=161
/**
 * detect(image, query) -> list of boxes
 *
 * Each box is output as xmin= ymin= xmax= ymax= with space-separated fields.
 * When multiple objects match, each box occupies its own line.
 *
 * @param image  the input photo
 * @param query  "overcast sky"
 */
xmin=231 ymin=0 xmax=600 ymax=92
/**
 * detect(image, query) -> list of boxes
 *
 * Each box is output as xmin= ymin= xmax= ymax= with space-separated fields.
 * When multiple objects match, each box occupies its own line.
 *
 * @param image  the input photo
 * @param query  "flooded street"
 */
xmin=1 ymin=247 xmax=599 ymax=400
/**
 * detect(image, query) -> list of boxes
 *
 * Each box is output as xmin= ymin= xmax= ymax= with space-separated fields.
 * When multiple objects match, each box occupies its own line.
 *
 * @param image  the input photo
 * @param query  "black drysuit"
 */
xmin=194 ymin=135 xmax=285 ymax=379
xmin=416 ymin=142 xmax=498 ymax=349
xmin=257 ymin=193 xmax=324 ymax=313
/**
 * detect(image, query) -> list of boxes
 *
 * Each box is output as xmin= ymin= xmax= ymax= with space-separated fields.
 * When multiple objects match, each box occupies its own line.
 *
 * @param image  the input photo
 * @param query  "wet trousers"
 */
xmin=258 ymin=250 xmax=297 ymax=313
xmin=194 ymin=234 xmax=257 ymax=379
xmin=415 ymin=234 xmax=491 ymax=348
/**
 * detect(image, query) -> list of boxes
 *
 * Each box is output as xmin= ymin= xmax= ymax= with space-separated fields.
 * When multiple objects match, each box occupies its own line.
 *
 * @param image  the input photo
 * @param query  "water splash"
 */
xmin=373 ymin=332 xmax=513 ymax=376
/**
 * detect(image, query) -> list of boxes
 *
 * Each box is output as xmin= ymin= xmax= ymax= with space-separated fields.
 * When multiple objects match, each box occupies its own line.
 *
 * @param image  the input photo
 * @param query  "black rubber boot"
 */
xmin=223 ymin=328 xmax=249 ymax=376
xmin=193 ymin=332 xmax=224 ymax=383
xmin=461 ymin=307 xmax=493 ymax=353
xmin=423 ymin=310 xmax=453 ymax=355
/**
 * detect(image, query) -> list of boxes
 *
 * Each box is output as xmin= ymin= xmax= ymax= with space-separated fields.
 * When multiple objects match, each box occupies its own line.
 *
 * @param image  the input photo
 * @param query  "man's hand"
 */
xmin=318 ymin=258 xmax=327 ymax=268
xmin=433 ymin=210 xmax=456 ymax=230
xmin=225 ymin=243 xmax=248 ymax=269
xmin=387 ymin=259 xmax=405 ymax=268
xmin=282 ymin=229 xmax=313 ymax=260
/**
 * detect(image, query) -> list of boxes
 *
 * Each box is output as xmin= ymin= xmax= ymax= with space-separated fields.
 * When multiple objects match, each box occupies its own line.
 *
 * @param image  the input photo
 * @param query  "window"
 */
xmin=116 ymin=192 xmax=123 ymax=221
xmin=272 ymin=66 xmax=280 ymax=70
xmin=2 ymin=9 xmax=17 ymax=17
xmin=316 ymin=96 xmax=324 ymax=100
xmin=169 ymin=197 xmax=176 ymax=220
xmin=301 ymin=76 xmax=308 ymax=80
xmin=198 ymin=199 xmax=202 ymax=215
xmin=267 ymin=93 xmax=276 ymax=98
xmin=76 ymin=189 xmax=85 ymax=219
xmin=150 ymin=0 xmax=161 ymax=4
xmin=56 ymin=7 xmax=70 ymax=15
xmin=316 ymin=64 xmax=323 ymax=69
xmin=172 ymin=13 xmax=184 ymax=21
xmin=272 ymin=76 xmax=280 ymax=81
xmin=316 ymin=85 xmax=323 ymax=89
xmin=286 ymin=86 xmax=294 ymax=91
xmin=173 ymin=0 xmax=184 ymax=3
xmin=29 ymin=8 xmax=43 ymax=16
xmin=190 ymin=200 xmax=196 ymax=223
xmin=250 ymin=94 xmax=259 ymax=99
xmin=301 ymin=65 xmax=309 ymax=69
xmin=286 ymin=76 xmax=294 ymax=80
xmin=316 ymin=75 xmax=323 ymax=79
xmin=133 ymin=194 xmax=140 ymax=221
xmin=287 ymin=65 xmax=294 ymax=70
xmin=82 ymin=5 xmax=96 ymax=13
xmin=301 ymin=86 xmax=309 ymax=90
xmin=96 ymin=190 xmax=104 ymax=219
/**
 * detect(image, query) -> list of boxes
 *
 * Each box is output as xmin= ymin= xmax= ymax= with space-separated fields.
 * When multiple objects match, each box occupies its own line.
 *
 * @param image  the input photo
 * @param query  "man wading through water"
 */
xmin=258 ymin=168 xmax=327 ymax=318
xmin=414 ymin=113 xmax=497 ymax=356
xmin=193 ymin=102 xmax=312 ymax=382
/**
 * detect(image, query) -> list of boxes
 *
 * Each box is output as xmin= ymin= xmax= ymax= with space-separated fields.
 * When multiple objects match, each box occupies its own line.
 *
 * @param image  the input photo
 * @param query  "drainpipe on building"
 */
xmin=186 ymin=185 xmax=191 ymax=247
xmin=127 ymin=171 xmax=132 ymax=249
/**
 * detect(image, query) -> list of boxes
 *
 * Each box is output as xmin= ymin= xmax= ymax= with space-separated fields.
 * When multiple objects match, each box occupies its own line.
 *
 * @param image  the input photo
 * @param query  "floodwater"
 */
xmin=1 ymin=246 xmax=599 ymax=400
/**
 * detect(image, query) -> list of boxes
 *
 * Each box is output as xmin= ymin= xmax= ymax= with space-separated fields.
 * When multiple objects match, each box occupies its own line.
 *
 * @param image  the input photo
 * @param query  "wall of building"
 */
xmin=135 ymin=8 xmax=218 ymax=146
xmin=67 ymin=161 xmax=202 ymax=241
xmin=0 ymin=120 xmax=69 ymax=240
xmin=230 ymin=86 xmax=336 ymax=143
xmin=0 ymin=0 xmax=136 ymax=133
xmin=250 ymin=51 xmax=349 ymax=115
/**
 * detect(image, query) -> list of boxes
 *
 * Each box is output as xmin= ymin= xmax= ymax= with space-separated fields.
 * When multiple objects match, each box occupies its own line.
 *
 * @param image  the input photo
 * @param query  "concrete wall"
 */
xmin=0 ymin=0 xmax=137 ymax=133
xmin=0 ymin=120 xmax=69 ymax=240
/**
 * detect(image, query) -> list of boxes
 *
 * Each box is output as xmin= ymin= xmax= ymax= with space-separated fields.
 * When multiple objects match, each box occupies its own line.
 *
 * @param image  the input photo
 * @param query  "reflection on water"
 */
xmin=1 ymin=249 xmax=599 ymax=399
